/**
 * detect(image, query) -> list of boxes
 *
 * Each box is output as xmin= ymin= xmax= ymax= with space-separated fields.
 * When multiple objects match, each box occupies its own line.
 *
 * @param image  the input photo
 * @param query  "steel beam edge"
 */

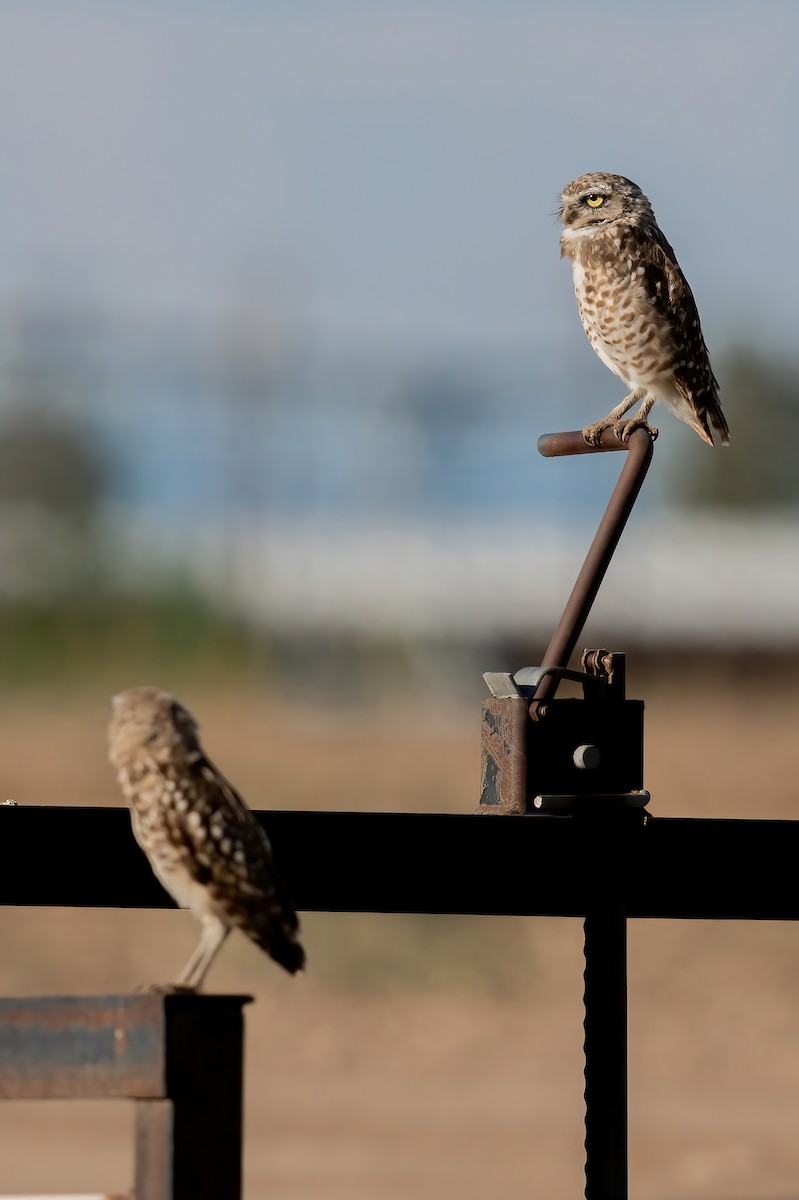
xmin=2 ymin=806 xmax=799 ymax=920
xmin=0 ymin=992 xmax=251 ymax=1101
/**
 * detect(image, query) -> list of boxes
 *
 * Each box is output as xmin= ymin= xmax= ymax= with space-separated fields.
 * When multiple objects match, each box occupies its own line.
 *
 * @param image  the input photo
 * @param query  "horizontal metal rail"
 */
xmin=3 ymin=806 xmax=799 ymax=920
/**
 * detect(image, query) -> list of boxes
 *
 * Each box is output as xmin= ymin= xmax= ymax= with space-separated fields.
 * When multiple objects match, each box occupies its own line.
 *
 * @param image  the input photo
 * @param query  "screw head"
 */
xmin=573 ymin=744 xmax=601 ymax=770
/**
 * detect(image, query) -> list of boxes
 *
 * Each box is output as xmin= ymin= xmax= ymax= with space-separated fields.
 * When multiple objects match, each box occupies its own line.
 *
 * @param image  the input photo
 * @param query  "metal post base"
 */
xmin=0 ymin=992 xmax=251 ymax=1200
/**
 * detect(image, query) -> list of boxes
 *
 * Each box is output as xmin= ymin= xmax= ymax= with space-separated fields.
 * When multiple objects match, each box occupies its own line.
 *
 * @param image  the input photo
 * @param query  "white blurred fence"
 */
xmin=139 ymin=512 xmax=799 ymax=648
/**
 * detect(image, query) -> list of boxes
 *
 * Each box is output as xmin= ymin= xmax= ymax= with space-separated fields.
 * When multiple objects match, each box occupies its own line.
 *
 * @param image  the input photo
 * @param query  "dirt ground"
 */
xmin=3 ymin=675 xmax=799 ymax=1199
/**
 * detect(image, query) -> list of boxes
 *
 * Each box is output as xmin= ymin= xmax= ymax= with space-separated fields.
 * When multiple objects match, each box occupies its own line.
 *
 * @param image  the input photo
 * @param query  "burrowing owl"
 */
xmin=559 ymin=172 xmax=729 ymax=447
xmin=109 ymin=686 xmax=305 ymax=991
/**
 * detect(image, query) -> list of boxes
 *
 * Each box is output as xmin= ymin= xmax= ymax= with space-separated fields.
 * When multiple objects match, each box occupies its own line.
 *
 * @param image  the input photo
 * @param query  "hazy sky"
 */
xmin=0 ymin=1 xmax=796 ymax=361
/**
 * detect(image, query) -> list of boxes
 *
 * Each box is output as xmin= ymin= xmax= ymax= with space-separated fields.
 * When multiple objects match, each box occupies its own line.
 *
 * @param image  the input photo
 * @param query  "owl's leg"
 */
xmin=175 ymin=916 xmax=230 ymax=992
xmin=582 ymin=390 xmax=646 ymax=446
xmin=616 ymin=395 xmax=658 ymax=443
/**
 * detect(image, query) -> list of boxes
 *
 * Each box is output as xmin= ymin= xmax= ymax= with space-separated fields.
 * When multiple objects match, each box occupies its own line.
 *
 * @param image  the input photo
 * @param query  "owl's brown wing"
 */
xmin=171 ymin=751 xmax=305 ymax=973
xmin=637 ymin=227 xmax=696 ymax=327
xmin=633 ymin=227 xmax=725 ymax=444
xmin=200 ymin=756 xmax=302 ymax=918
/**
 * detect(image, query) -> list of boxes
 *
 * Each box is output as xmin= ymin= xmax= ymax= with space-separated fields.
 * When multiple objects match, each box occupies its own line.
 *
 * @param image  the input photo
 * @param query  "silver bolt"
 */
xmin=573 ymin=744 xmax=601 ymax=770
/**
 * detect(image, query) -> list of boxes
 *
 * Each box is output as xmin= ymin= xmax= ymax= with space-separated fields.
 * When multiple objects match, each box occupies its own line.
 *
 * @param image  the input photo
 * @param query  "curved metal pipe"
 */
xmin=530 ymin=427 xmax=654 ymax=716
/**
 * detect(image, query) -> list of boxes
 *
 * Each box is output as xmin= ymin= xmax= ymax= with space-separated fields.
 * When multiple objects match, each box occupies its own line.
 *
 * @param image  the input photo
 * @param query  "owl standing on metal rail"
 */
xmin=559 ymin=172 xmax=730 ymax=447
xmin=108 ymin=686 xmax=305 ymax=991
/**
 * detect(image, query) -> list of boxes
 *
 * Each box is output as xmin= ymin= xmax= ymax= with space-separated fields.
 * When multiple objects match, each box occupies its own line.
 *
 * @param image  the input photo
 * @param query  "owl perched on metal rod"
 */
xmin=559 ymin=172 xmax=730 ymax=447
xmin=109 ymin=686 xmax=305 ymax=991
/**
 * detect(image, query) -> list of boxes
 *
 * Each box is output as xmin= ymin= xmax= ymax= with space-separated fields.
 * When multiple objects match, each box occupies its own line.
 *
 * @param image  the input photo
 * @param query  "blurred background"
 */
xmin=1 ymin=2 xmax=799 ymax=1198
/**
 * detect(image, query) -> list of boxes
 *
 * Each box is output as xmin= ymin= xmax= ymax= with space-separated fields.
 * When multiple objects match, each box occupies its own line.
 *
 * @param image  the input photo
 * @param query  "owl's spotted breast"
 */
xmin=572 ymin=228 xmax=684 ymax=391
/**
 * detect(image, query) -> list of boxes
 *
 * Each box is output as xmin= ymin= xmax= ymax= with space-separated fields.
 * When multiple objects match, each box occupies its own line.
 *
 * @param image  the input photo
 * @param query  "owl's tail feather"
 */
xmin=693 ymin=393 xmax=730 ymax=447
xmin=268 ymin=925 xmax=307 ymax=975
xmin=250 ymin=882 xmax=307 ymax=973
xmin=695 ymin=391 xmax=729 ymax=448
xmin=710 ymin=404 xmax=731 ymax=447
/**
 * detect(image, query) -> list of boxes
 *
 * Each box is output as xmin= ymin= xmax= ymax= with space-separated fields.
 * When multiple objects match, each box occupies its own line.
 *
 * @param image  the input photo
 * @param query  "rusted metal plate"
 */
xmin=478 ymin=697 xmax=528 ymax=814
xmin=0 ymin=994 xmax=167 ymax=1099
xmin=0 ymin=994 xmax=252 ymax=1103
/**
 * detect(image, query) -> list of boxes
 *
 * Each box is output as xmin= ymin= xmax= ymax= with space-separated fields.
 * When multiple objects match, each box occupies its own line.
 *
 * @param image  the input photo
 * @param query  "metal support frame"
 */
xmin=5 ymin=826 xmax=799 ymax=1200
xmin=0 ymin=992 xmax=249 ymax=1200
xmin=1 ymin=424 xmax=787 ymax=1200
xmin=532 ymin=427 xmax=654 ymax=1199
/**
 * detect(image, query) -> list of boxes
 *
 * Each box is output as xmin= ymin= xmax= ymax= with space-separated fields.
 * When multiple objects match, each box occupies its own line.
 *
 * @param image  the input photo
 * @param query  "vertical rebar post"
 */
xmin=580 ymin=811 xmax=642 ymax=1200
xmin=583 ymin=904 xmax=628 ymax=1200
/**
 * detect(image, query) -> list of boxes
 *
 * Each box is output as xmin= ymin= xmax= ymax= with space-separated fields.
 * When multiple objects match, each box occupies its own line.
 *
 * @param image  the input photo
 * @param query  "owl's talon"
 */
xmin=618 ymin=419 xmax=658 ymax=443
xmin=581 ymin=421 xmax=614 ymax=446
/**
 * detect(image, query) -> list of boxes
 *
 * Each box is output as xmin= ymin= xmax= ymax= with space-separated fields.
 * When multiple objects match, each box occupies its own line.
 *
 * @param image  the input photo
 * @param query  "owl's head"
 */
xmin=559 ymin=173 xmax=655 ymax=245
xmin=109 ymin=685 xmax=202 ymax=767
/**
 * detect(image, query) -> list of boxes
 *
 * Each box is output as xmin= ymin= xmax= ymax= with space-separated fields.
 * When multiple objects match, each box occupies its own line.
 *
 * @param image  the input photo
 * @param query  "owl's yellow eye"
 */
xmin=585 ymin=194 xmax=604 ymax=208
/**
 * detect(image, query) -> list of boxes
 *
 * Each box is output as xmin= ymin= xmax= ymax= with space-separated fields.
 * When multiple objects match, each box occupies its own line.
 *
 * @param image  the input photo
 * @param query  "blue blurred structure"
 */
xmin=0 ymin=303 xmax=622 ymax=524
xmin=0 ymin=303 xmax=797 ymax=656
xmin=0 ymin=2 xmax=797 ymax=659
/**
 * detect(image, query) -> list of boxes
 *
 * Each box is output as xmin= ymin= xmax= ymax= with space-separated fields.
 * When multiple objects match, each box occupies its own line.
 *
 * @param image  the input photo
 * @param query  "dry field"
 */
xmin=2 ymin=673 xmax=799 ymax=1199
